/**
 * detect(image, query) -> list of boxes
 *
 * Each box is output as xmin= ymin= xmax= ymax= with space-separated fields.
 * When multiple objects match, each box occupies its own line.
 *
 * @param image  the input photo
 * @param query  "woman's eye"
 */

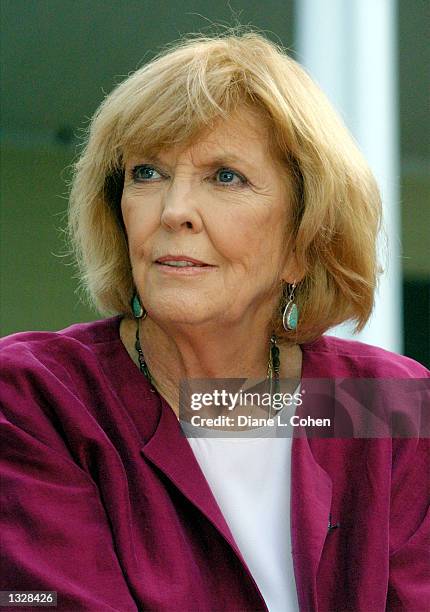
xmin=214 ymin=168 xmax=247 ymax=187
xmin=131 ymin=165 xmax=162 ymax=182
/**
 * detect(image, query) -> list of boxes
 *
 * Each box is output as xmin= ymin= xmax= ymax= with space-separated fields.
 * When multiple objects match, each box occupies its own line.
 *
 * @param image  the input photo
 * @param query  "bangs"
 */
xmin=114 ymin=43 xmax=266 ymax=161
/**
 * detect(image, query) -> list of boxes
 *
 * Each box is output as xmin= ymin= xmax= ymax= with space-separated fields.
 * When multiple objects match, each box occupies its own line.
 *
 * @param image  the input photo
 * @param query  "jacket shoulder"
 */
xmin=302 ymin=334 xmax=430 ymax=378
xmin=0 ymin=316 xmax=121 ymax=370
xmin=0 ymin=316 xmax=124 ymax=456
xmin=0 ymin=315 xmax=120 ymax=351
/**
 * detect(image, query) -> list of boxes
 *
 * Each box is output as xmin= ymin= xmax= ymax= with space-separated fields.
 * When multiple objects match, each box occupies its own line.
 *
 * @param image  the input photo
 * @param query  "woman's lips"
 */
xmin=155 ymin=263 xmax=216 ymax=277
xmin=156 ymin=255 xmax=210 ymax=265
xmin=154 ymin=255 xmax=216 ymax=274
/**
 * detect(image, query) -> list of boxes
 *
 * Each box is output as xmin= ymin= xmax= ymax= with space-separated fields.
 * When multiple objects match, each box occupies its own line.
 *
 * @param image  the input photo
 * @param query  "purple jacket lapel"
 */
xmin=140 ymin=397 xmax=269 ymax=609
xmin=290 ymin=434 xmax=333 ymax=610
xmin=289 ymin=339 xmax=336 ymax=610
xmin=141 ymin=397 xmax=241 ymax=552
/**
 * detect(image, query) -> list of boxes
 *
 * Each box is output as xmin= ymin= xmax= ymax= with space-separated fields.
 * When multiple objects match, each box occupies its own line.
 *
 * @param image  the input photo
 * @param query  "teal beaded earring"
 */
xmin=131 ymin=291 xmax=147 ymax=319
xmin=282 ymin=282 xmax=299 ymax=331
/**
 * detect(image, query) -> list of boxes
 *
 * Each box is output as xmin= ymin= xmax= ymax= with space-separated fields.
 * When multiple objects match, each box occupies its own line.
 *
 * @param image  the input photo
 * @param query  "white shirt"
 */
xmin=181 ymin=397 xmax=300 ymax=612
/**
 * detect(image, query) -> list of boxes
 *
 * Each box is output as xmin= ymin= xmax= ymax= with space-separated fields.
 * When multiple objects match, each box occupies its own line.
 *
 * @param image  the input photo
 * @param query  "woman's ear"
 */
xmin=281 ymin=248 xmax=304 ymax=285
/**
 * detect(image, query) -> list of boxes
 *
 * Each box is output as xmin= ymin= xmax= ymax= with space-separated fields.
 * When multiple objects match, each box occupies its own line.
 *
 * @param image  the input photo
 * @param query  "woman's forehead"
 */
xmin=124 ymin=107 xmax=274 ymax=165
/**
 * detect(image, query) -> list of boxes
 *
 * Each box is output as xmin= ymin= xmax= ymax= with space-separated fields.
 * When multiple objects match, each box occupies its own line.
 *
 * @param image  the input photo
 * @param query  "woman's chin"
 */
xmin=147 ymin=307 xmax=218 ymax=328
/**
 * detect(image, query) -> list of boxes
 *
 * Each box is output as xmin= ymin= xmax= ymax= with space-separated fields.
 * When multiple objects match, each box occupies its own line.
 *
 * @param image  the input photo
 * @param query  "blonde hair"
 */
xmin=68 ymin=27 xmax=382 ymax=344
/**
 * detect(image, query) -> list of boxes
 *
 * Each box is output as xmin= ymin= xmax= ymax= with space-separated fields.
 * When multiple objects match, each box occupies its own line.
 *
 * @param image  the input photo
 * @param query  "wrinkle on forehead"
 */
xmin=188 ymin=107 xmax=274 ymax=159
xmin=123 ymin=104 xmax=280 ymax=167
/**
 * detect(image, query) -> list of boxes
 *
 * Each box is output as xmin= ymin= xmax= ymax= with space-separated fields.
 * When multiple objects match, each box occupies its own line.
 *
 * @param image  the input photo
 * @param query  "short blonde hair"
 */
xmin=68 ymin=27 xmax=382 ymax=344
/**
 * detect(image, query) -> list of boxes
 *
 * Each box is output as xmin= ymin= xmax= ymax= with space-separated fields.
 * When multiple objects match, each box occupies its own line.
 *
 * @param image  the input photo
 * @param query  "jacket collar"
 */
xmin=140 ymin=336 xmax=333 ymax=611
xmin=140 ymin=394 xmax=270 ymax=608
xmin=290 ymin=426 xmax=333 ymax=610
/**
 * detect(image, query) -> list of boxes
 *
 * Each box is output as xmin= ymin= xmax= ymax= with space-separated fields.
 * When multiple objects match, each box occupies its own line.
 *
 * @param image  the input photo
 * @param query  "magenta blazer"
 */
xmin=1 ymin=315 xmax=429 ymax=611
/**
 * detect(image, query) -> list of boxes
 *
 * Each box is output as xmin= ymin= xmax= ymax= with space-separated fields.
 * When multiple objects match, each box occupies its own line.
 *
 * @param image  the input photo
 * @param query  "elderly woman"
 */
xmin=1 ymin=30 xmax=429 ymax=612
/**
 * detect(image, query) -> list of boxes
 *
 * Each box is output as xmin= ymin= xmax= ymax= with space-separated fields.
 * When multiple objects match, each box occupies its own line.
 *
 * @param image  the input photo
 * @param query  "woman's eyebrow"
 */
xmin=184 ymin=153 xmax=255 ymax=171
xmin=128 ymin=152 xmax=256 ymax=172
xmin=127 ymin=154 xmax=162 ymax=165
xmin=198 ymin=154 xmax=250 ymax=168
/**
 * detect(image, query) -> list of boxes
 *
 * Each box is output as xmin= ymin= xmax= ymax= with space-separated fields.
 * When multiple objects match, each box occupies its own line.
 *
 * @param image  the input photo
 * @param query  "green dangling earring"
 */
xmin=131 ymin=291 xmax=147 ymax=319
xmin=282 ymin=282 xmax=299 ymax=331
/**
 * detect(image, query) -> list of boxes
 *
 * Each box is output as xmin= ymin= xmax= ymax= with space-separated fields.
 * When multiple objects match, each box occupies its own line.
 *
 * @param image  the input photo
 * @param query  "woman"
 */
xmin=1 ymin=30 xmax=429 ymax=612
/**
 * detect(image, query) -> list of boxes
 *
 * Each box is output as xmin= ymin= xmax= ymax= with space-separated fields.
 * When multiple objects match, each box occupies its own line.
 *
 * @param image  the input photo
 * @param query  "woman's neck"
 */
xmin=119 ymin=315 xmax=302 ymax=417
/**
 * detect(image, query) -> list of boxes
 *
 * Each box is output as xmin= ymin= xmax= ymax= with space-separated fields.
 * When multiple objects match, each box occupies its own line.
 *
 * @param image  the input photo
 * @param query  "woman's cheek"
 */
xmin=123 ymin=193 xmax=156 ymax=230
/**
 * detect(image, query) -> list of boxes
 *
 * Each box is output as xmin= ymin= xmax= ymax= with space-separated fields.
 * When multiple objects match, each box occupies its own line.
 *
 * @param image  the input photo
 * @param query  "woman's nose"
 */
xmin=160 ymin=184 xmax=203 ymax=233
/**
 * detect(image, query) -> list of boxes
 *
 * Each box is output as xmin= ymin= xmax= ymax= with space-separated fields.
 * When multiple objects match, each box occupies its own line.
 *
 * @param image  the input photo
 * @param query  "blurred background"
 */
xmin=0 ymin=0 xmax=428 ymax=366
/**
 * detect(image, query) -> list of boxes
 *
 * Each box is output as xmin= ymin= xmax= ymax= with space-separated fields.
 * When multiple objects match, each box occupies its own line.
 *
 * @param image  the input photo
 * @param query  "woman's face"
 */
xmin=121 ymin=107 xmax=296 ymax=329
